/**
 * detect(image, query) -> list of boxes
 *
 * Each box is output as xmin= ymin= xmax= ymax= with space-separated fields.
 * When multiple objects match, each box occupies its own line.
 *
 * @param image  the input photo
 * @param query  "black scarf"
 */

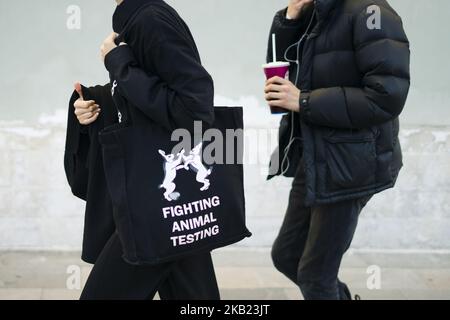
xmin=112 ymin=0 xmax=162 ymax=33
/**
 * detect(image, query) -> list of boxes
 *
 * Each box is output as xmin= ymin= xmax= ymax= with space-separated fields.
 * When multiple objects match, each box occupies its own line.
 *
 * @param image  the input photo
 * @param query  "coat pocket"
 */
xmin=99 ymin=126 xmax=139 ymax=263
xmin=324 ymin=133 xmax=377 ymax=191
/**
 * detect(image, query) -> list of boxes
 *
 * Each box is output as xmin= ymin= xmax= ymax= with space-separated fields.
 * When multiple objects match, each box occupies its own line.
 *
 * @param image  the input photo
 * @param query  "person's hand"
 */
xmin=100 ymin=32 xmax=128 ymax=61
xmin=73 ymin=82 xmax=101 ymax=125
xmin=287 ymin=0 xmax=314 ymax=20
xmin=264 ymin=76 xmax=301 ymax=112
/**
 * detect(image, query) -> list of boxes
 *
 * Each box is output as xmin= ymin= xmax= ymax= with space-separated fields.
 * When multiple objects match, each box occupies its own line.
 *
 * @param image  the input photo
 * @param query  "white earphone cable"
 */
xmin=280 ymin=9 xmax=316 ymax=176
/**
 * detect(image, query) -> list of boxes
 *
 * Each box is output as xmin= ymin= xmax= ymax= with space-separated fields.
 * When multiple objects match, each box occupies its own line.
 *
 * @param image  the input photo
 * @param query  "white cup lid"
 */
xmin=262 ymin=61 xmax=290 ymax=68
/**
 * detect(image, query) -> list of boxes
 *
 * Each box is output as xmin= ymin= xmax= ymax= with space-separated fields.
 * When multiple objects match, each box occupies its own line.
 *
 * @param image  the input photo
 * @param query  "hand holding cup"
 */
xmin=264 ymin=76 xmax=301 ymax=113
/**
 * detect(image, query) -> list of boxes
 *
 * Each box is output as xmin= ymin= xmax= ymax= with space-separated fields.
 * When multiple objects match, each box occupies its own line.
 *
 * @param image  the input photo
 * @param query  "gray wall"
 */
xmin=1 ymin=0 xmax=450 ymax=125
xmin=0 ymin=0 xmax=449 ymax=251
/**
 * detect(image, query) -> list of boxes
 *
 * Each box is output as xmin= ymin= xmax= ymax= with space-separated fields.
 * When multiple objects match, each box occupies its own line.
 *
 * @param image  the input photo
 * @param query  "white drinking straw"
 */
xmin=272 ymin=33 xmax=277 ymax=62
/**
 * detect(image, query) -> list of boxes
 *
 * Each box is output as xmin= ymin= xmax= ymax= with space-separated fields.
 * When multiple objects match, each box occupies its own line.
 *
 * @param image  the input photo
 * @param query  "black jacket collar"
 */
xmin=315 ymin=0 xmax=338 ymax=22
xmin=113 ymin=0 xmax=162 ymax=33
xmin=308 ymin=0 xmax=339 ymax=38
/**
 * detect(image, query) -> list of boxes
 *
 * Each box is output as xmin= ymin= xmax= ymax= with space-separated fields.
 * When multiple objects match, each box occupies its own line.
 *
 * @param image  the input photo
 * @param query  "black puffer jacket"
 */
xmin=267 ymin=0 xmax=410 ymax=206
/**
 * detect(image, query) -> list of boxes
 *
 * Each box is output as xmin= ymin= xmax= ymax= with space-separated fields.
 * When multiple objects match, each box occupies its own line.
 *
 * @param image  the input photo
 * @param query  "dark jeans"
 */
xmin=272 ymin=160 xmax=371 ymax=300
xmin=80 ymin=233 xmax=220 ymax=300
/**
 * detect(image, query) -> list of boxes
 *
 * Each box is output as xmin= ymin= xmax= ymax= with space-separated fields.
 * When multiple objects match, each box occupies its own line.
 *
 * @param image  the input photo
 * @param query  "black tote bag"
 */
xmin=98 ymin=107 xmax=251 ymax=265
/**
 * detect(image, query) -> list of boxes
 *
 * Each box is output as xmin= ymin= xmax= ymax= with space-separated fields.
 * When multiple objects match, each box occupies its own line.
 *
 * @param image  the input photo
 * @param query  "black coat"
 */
xmin=267 ymin=0 xmax=410 ymax=206
xmin=64 ymin=0 xmax=214 ymax=263
xmin=105 ymin=0 xmax=215 ymax=131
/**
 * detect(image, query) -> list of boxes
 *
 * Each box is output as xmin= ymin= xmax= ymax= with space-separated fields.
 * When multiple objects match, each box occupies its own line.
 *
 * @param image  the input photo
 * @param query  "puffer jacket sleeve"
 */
xmin=300 ymin=5 xmax=410 ymax=129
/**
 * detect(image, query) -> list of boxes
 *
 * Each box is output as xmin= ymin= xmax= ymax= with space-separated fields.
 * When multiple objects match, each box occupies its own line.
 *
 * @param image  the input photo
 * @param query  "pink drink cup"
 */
xmin=263 ymin=62 xmax=290 ymax=114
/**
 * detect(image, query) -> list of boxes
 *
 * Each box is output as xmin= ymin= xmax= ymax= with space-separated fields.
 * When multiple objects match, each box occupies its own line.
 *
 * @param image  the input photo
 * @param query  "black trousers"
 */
xmin=271 ymin=160 xmax=371 ymax=300
xmin=80 ymin=233 xmax=220 ymax=300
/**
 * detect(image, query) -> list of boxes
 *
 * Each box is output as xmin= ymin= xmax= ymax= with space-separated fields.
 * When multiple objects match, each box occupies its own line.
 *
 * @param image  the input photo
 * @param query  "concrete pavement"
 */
xmin=1 ymin=248 xmax=450 ymax=300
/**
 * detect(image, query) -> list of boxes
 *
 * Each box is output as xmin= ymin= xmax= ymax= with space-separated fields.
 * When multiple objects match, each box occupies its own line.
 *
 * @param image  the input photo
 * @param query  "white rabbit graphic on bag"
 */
xmin=158 ymin=143 xmax=212 ymax=202
xmin=158 ymin=149 xmax=185 ymax=201
xmin=182 ymin=143 xmax=212 ymax=192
